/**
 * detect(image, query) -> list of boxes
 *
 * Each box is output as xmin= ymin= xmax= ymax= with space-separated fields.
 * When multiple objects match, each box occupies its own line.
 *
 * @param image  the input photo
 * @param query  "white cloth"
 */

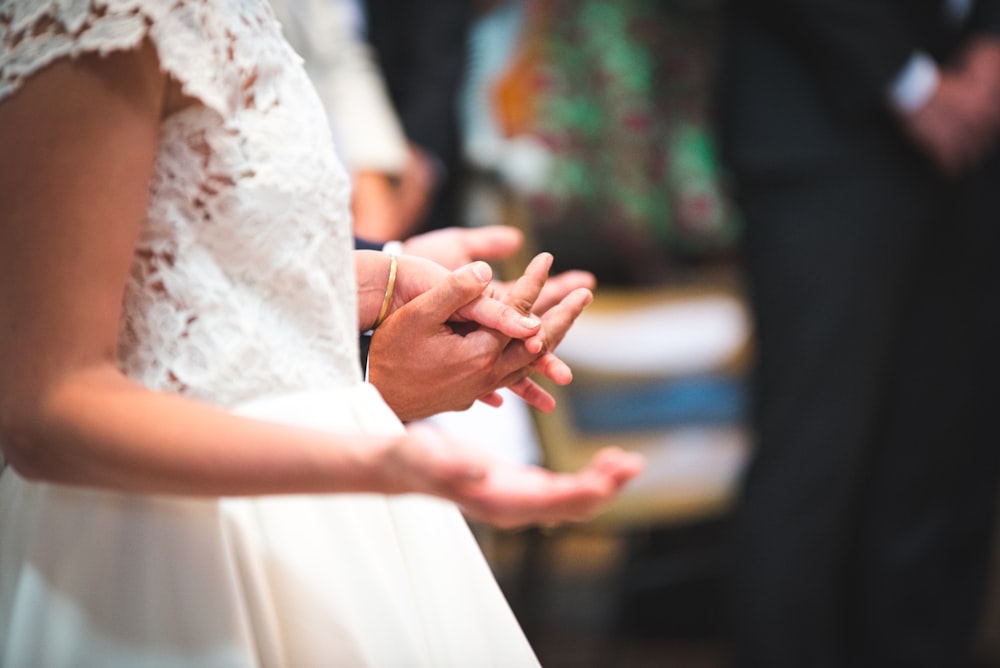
xmin=269 ymin=0 xmax=410 ymax=174
xmin=0 ymin=1 xmax=538 ymax=666
xmin=426 ymin=390 xmax=542 ymax=466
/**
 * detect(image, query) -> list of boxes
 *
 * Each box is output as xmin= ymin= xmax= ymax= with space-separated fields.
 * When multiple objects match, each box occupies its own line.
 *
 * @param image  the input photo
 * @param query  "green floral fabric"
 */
xmin=523 ymin=0 xmax=739 ymax=285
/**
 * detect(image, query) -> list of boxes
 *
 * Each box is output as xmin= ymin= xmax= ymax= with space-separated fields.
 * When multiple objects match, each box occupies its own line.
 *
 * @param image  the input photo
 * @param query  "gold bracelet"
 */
xmin=372 ymin=254 xmax=397 ymax=329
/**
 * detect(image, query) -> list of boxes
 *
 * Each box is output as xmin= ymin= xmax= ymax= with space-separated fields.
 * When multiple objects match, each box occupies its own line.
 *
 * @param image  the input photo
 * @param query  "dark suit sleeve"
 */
xmin=353 ymin=236 xmax=379 ymax=373
xmin=970 ymin=0 xmax=1000 ymax=34
xmin=740 ymin=0 xmax=923 ymax=114
xmin=355 ymin=236 xmax=384 ymax=251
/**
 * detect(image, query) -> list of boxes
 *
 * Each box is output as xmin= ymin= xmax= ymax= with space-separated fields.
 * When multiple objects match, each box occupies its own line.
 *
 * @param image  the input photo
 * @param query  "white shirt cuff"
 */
xmin=381 ymin=240 xmax=404 ymax=255
xmin=888 ymin=52 xmax=941 ymax=114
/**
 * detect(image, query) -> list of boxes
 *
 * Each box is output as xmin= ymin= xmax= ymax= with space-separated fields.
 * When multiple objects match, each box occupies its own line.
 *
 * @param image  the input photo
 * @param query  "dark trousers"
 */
xmin=728 ymin=139 xmax=1000 ymax=668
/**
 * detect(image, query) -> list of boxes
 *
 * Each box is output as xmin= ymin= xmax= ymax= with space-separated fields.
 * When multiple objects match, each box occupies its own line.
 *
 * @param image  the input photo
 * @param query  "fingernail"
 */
xmin=470 ymin=261 xmax=492 ymax=283
xmin=520 ymin=315 xmax=540 ymax=328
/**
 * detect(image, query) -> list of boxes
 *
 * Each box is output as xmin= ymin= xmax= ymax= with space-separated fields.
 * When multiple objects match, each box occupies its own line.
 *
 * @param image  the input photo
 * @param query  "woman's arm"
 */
xmin=0 ymin=43 xmax=641 ymax=523
xmin=0 ymin=42 xmax=414 ymax=496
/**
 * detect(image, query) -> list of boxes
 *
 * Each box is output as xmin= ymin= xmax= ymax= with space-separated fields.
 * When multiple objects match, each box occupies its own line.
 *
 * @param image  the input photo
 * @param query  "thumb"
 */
xmin=404 ymin=261 xmax=494 ymax=325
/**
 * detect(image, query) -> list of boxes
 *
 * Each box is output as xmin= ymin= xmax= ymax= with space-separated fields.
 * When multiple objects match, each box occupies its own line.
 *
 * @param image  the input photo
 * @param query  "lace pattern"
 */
xmin=1 ymin=0 xmax=361 ymax=407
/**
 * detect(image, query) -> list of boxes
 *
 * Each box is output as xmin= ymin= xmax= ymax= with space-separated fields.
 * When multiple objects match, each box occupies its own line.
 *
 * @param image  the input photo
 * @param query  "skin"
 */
xmin=367 ymin=224 xmax=598 ymax=418
xmin=367 ymin=252 xmax=591 ymax=420
xmin=397 ymin=224 xmax=598 ymax=313
xmin=351 ymin=169 xmax=403 ymax=242
xmin=398 ymin=225 xmax=525 ymax=270
xmin=0 ymin=41 xmax=642 ymax=527
xmin=351 ymin=144 xmax=436 ymax=242
xmin=898 ymin=36 xmax=1000 ymax=175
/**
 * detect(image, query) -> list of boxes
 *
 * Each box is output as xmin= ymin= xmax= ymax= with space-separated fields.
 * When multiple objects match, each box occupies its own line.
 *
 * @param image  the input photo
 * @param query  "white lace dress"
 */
xmin=0 ymin=1 xmax=539 ymax=666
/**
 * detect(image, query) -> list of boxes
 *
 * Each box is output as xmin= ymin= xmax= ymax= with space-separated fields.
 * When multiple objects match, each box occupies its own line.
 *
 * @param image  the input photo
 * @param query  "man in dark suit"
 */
xmin=716 ymin=2 xmax=1000 ymax=666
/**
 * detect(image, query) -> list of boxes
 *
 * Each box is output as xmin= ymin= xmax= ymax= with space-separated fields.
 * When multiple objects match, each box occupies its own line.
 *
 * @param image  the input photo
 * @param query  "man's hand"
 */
xmin=898 ymin=37 xmax=1000 ymax=174
xmin=385 ymin=253 xmax=544 ymax=345
xmin=400 ymin=222 xmax=596 ymax=318
xmin=368 ymin=256 xmax=547 ymax=420
xmin=401 ymin=225 xmax=524 ymax=270
xmin=476 ymin=255 xmax=594 ymax=412
xmin=368 ymin=253 xmax=592 ymax=420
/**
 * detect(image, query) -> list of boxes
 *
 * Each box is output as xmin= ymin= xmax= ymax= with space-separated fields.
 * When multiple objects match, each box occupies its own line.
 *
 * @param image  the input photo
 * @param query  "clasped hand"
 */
xmin=363 ymin=241 xmax=645 ymax=527
xmin=367 ymin=251 xmax=587 ymax=421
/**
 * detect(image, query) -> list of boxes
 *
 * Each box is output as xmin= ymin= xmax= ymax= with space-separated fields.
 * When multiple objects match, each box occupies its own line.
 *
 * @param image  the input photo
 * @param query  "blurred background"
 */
xmin=277 ymin=0 xmax=1000 ymax=665
xmin=428 ymin=2 xmax=1000 ymax=665
xmin=438 ymin=1 xmax=748 ymax=665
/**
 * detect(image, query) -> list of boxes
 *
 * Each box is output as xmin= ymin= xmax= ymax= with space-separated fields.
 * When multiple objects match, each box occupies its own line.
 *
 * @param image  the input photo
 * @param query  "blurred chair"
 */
xmin=482 ymin=165 xmax=752 ymax=533
xmin=460 ymin=168 xmax=750 ymax=663
xmin=508 ymin=270 xmax=753 ymax=661
xmin=535 ymin=284 xmax=750 ymax=530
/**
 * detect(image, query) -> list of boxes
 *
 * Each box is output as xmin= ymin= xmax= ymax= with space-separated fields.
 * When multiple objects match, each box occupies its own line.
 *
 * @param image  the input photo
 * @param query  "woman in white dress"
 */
xmin=0 ymin=1 xmax=642 ymax=666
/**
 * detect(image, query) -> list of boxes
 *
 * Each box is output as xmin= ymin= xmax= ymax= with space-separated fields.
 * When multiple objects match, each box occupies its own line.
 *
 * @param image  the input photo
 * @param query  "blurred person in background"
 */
xmin=364 ymin=0 xmax=473 ymax=235
xmin=270 ymin=0 xmax=599 ymax=470
xmin=0 ymin=0 xmax=645 ymax=664
xmin=270 ymin=0 xmax=436 ymax=242
xmin=489 ymin=0 xmax=740 ymax=285
xmin=715 ymin=2 xmax=1000 ymax=667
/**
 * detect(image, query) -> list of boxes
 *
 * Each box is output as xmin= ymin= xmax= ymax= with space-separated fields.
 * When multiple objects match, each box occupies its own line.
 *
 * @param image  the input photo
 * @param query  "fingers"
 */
xmin=496 ymin=286 xmax=593 ymax=373
xmin=400 ymin=261 xmax=497 ymax=331
xmin=455 ymin=253 xmax=584 ymax=349
xmin=400 ymin=225 xmax=523 ymax=270
xmin=534 ymin=270 xmax=596 ymax=315
xmin=455 ymin=275 xmax=543 ymax=341
xmin=461 ymin=225 xmax=524 ymax=262
xmin=900 ymin=71 xmax=1000 ymax=174
xmin=537 ymin=286 xmax=593 ymax=351
xmin=586 ymin=447 xmax=646 ymax=486
xmin=456 ymin=300 xmax=542 ymax=342
xmin=481 ymin=284 xmax=592 ymax=393
xmin=453 ymin=448 xmax=644 ymax=529
xmin=492 ymin=351 xmax=570 ymax=400
xmin=503 ymin=252 xmax=553 ymax=318
xmin=506 ymin=377 xmax=556 ymax=413
xmin=479 ymin=252 xmax=554 ymax=352
xmin=530 ymin=352 xmax=573 ymax=386
xmin=476 ymin=390 xmax=505 ymax=408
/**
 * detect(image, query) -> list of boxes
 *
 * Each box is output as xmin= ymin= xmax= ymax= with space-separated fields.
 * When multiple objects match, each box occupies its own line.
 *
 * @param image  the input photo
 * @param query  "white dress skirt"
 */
xmin=0 ymin=388 xmax=539 ymax=667
xmin=0 ymin=0 xmax=540 ymax=665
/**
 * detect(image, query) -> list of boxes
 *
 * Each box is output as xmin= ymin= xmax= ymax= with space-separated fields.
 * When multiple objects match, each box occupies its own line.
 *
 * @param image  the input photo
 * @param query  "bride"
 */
xmin=0 ymin=1 xmax=642 ymax=666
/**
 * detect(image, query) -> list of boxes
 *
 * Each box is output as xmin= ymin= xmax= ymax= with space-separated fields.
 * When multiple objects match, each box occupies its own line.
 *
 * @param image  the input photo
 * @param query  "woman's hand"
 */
xmin=378 ymin=423 xmax=644 ymax=529
xmin=473 ymin=256 xmax=596 ymax=412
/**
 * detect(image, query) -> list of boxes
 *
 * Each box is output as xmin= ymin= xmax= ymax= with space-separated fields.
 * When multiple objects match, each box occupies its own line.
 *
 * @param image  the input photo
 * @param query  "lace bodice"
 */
xmin=0 ymin=0 xmax=361 ymax=407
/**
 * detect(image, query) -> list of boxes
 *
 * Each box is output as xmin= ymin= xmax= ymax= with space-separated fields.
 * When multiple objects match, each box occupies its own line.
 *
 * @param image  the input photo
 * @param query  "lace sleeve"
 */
xmin=0 ymin=0 xmax=284 ymax=116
